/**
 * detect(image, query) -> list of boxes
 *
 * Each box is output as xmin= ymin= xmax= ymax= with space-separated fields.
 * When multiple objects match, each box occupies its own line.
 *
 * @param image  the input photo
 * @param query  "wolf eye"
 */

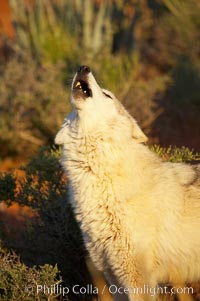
xmin=103 ymin=92 xmax=113 ymax=99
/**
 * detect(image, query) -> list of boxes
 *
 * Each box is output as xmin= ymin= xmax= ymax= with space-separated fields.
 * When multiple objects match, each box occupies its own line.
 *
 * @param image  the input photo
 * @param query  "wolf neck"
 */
xmin=75 ymin=106 xmax=112 ymax=133
xmin=62 ymin=110 xmax=157 ymax=205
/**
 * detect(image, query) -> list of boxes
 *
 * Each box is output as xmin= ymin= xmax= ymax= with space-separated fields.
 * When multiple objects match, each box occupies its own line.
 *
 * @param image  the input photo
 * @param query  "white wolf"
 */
xmin=55 ymin=66 xmax=200 ymax=301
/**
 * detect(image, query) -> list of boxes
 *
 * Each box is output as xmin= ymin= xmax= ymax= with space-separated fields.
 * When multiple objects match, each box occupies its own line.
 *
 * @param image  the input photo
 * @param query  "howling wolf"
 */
xmin=55 ymin=66 xmax=200 ymax=301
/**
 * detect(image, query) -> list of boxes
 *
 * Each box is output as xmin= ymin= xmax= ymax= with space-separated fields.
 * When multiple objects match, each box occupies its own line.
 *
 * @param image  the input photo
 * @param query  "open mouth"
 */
xmin=73 ymin=79 xmax=92 ymax=98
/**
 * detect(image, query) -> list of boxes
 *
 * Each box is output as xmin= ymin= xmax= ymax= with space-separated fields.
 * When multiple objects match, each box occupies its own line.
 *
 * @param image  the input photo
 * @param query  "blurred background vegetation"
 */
xmin=0 ymin=0 xmax=199 ymax=162
xmin=0 ymin=0 xmax=200 ymax=300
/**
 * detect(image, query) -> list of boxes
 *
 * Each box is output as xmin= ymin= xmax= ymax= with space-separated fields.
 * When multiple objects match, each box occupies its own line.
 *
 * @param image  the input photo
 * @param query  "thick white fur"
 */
xmin=55 ymin=71 xmax=200 ymax=301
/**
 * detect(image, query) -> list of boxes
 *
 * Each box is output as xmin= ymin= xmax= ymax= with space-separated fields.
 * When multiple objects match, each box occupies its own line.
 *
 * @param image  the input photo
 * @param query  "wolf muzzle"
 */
xmin=72 ymin=65 xmax=92 ymax=98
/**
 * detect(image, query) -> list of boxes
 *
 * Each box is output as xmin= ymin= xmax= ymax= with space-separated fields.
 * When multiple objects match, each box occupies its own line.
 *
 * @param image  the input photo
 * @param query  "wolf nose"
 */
xmin=77 ymin=65 xmax=91 ymax=74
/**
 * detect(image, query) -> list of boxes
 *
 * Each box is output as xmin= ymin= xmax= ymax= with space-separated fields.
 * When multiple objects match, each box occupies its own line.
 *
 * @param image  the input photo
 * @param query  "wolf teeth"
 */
xmin=75 ymin=81 xmax=82 ymax=88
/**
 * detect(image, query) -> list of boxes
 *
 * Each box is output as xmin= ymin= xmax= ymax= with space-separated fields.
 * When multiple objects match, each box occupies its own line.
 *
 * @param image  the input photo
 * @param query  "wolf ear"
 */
xmin=131 ymin=119 xmax=148 ymax=143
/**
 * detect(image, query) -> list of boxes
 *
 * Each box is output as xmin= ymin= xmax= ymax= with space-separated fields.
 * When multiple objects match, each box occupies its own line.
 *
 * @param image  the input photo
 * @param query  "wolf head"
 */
xmin=55 ymin=66 xmax=147 ymax=144
xmin=71 ymin=65 xmax=119 ymax=114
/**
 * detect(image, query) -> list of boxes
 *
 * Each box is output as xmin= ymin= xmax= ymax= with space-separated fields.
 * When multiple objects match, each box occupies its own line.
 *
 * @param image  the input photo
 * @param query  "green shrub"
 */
xmin=0 ymin=173 xmax=16 ymax=203
xmin=150 ymin=145 xmax=200 ymax=163
xmin=0 ymin=244 xmax=62 ymax=301
xmin=0 ymin=147 xmax=94 ymax=301
xmin=0 ymin=54 xmax=71 ymax=158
